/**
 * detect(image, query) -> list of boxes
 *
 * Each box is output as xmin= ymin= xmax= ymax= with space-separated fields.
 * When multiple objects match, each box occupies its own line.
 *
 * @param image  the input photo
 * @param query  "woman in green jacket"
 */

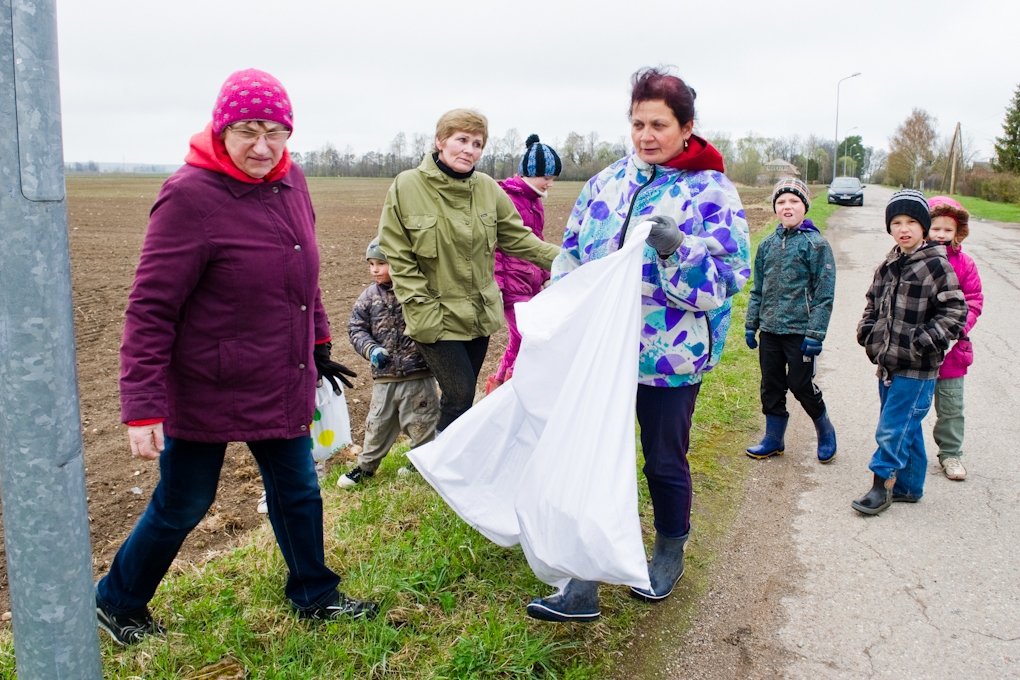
xmin=378 ymin=109 xmax=559 ymax=441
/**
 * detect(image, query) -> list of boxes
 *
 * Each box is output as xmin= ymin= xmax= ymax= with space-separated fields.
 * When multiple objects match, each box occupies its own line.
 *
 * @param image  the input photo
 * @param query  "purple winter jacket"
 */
xmin=494 ymin=176 xmax=550 ymax=306
xmin=119 ymin=164 xmax=330 ymax=442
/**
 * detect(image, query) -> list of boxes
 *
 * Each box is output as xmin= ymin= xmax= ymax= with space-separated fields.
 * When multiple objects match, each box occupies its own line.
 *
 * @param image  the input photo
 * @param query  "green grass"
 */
xmin=923 ymin=191 xmax=1020 ymax=223
xmin=0 ymin=190 xmax=830 ymax=680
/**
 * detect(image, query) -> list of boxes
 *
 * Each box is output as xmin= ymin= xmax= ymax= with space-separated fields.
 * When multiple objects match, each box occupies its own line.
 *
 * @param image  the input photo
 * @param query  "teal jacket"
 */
xmin=745 ymin=220 xmax=835 ymax=341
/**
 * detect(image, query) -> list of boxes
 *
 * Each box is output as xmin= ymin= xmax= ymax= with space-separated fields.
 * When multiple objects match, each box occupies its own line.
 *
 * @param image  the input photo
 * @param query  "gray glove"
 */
xmin=645 ymin=215 xmax=685 ymax=258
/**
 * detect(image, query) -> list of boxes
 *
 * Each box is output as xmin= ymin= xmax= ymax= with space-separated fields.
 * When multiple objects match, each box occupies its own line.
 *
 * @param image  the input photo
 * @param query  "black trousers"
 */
xmin=415 ymin=337 xmax=490 ymax=431
xmin=759 ymin=331 xmax=826 ymax=420
xmin=637 ymin=383 xmax=701 ymax=538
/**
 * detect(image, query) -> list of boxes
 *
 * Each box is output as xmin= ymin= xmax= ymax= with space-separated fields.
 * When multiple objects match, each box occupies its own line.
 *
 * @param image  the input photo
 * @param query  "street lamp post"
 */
xmin=842 ymin=126 xmax=858 ymax=176
xmin=833 ymin=72 xmax=861 ymax=182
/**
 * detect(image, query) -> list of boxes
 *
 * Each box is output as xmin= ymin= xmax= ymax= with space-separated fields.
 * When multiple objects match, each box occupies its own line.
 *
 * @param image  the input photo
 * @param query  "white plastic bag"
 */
xmin=409 ymin=223 xmax=652 ymax=590
xmin=310 ymin=381 xmax=352 ymax=462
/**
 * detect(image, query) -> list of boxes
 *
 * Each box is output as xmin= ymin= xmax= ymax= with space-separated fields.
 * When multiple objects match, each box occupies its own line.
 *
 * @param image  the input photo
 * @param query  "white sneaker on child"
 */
xmin=256 ymin=492 xmax=268 ymax=514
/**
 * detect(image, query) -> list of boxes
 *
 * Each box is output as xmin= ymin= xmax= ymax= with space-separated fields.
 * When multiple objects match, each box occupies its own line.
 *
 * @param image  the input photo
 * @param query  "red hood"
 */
xmin=184 ymin=122 xmax=292 ymax=184
xmin=662 ymin=134 xmax=725 ymax=173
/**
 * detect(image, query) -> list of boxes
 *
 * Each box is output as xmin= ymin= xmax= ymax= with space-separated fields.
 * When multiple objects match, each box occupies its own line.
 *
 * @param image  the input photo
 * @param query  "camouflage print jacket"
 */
xmin=857 ymin=243 xmax=967 ymax=382
xmin=347 ymin=282 xmax=431 ymax=382
xmin=745 ymin=220 xmax=836 ymax=341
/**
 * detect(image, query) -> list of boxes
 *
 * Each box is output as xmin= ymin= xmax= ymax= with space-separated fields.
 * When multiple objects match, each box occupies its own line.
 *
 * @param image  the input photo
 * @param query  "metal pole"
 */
xmin=833 ymin=72 xmax=860 ymax=182
xmin=0 ymin=0 xmax=104 ymax=678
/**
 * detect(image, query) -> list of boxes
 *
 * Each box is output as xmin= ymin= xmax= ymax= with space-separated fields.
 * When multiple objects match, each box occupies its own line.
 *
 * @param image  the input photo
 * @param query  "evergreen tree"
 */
xmin=994 ymin=83 xmax=1020 ymax=174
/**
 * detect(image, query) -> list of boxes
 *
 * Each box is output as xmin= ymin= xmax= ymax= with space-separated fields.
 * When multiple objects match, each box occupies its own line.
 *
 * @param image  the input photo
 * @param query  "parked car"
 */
xmin=828 ymin=177 xmax=865 ymax=206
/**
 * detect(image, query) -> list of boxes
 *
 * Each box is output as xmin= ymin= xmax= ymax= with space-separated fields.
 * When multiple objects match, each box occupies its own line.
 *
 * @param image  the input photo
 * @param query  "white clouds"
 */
xmin=57 ymin=0 xmax=1020 ymax=163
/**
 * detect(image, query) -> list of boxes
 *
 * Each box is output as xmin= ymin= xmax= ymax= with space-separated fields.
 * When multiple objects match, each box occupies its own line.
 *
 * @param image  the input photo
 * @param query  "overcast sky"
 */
xmin=57 ymin=0 xmax=1019 ymax=165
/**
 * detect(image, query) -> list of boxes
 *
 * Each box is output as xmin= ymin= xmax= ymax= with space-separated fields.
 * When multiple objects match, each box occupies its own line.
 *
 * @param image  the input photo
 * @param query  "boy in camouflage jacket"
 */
xmin=339 ymin=239 xmax=439 ymax=487
xmin=745 ymin=178 xmax=837 ymax=462
xmin=852 ymin=190 xmax=967 ymax=515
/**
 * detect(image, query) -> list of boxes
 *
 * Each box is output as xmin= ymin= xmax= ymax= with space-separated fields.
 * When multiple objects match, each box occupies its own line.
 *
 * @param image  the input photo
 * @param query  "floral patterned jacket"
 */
xmin=552 ymin=154 xmax=751 ymax=387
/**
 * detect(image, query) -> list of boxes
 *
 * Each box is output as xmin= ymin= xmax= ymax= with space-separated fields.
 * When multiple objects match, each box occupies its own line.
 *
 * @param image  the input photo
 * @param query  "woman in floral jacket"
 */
xmin=526 ymin=67 xmax=750 ymax=623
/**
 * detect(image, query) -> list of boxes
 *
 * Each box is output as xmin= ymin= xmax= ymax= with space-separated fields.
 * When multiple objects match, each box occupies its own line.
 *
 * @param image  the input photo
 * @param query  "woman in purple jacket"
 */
xmin=488 ymin=135 xmax=562 ymax=392
xmin=95 ymin=69 xmax=376 ymax=646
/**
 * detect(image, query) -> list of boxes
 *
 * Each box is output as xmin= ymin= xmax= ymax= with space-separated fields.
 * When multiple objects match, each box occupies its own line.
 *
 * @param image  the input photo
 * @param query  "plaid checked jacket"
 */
xmin=857 ymin=243 xmax=967 ymax=382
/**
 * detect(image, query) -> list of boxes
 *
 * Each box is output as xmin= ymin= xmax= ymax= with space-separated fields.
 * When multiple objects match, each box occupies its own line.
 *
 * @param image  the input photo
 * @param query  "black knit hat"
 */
xmin=885 ymin=189 xmax=932 ymax=235
xmin=772 ymin=177 xmax=811 ymax=213
xmin=518 ymin=134 xmax=562 ymax=177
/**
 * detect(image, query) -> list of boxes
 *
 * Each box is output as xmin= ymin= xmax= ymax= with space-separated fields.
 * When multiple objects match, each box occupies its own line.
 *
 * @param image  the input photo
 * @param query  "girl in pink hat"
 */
xmin=927 ymin=196 xmax=983 ymax=481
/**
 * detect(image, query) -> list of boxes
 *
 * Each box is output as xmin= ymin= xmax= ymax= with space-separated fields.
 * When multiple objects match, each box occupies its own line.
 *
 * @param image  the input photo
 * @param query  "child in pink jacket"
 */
xmin=928 ymin=196 xmax=983 ymax=480
xmin=487 ymin=134 xmax=562 ymax=392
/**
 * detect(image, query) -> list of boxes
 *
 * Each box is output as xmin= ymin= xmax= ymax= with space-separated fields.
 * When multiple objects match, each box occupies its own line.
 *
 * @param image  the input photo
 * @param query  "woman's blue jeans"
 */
xmin=869 ymin=376 xmax=936 ymax=500
xmin=96 ymin=436 xmax=341 ymax=613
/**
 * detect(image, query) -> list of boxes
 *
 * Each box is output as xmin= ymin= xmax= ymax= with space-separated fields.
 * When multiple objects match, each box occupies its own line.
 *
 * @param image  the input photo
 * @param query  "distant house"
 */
xmin=971 ymin=160 xmax=994 ymax=173
xmin=762 ymin=158 xmax=800 ymax=178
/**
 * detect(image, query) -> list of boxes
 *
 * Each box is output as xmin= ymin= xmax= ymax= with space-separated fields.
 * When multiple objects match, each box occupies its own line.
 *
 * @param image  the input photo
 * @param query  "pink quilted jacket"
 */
xmin=940 ymin=245 xmax=983 ymax=379
xmin=494 ymin=176 xmax=549 ymax=306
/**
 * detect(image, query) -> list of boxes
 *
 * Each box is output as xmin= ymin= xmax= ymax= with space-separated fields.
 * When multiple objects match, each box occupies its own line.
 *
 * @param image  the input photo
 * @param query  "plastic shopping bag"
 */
xmin=310 ymin=380 xmax=352 ymax=462
xmin=409 ymin=223 xmax=652 ymax=590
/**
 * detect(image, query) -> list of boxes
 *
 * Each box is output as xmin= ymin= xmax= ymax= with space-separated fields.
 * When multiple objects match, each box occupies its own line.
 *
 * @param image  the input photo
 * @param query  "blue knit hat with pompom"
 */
xmin=518 ymin=134 xmax=562 ymax=177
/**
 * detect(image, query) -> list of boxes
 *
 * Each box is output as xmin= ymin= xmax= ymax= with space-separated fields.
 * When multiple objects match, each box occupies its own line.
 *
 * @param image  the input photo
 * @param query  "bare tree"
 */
xmin=887 ymin=108 xmax=938 ymax=188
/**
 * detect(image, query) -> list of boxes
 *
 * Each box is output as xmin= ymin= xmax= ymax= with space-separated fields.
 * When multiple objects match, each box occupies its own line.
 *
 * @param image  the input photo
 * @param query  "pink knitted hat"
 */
xmin=212 ymin=68 xmax=294 ymax=135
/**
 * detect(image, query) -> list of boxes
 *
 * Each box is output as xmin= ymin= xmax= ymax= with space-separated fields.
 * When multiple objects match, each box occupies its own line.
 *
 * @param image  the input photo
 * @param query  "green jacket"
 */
xmin=378 ymin=154 xmax=560 ymax=343
xmin=745 ymin=220 xmax=836 ymax=341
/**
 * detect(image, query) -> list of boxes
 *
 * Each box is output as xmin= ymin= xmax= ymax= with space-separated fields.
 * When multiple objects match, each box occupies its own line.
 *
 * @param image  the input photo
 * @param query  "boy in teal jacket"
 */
xmin=745 ymin=178 xmax=837 ymax=462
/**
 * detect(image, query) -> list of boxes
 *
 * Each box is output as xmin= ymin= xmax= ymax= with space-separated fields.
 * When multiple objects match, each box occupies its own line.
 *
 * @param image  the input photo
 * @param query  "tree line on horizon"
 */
xmin=291 ymin=128 xmax=882 ymax=187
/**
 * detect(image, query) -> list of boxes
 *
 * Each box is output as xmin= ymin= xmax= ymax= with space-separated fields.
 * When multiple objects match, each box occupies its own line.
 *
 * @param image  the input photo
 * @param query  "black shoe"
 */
xmin=526 ymin=579 xmax=600 ymax=623
xmin=297 ymin=593 xmax=379 ymax=621
xmin=852 ymin=473 xmax=895 ymax=515
xmin=96 ymin=595 xmax=166 ymax=646
xmin=336 ymin=466 xmax=373 ymax=488
xmin=631 ymin=532 xmax=688 ymax=602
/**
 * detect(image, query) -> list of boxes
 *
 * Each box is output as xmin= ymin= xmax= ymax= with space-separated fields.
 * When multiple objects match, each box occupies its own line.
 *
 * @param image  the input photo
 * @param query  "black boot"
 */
xmin=851 ymin=473 xmax=895 ymax=515
xmin=526 ymin=579 xmax=600 ymax=623
xmin=630 ymin=531 xmax=688 ymax=602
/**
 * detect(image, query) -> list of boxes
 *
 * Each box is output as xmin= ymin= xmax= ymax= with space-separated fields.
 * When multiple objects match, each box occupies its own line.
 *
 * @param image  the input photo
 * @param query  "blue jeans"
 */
xmin=97 ymin=436 xmax=341 ymax=613
xmin=868 ymin=376 xmax=936 ymax=499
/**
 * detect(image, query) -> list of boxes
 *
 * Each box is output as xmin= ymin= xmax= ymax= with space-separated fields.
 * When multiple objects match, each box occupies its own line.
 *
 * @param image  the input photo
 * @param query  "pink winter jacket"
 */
xmin=940 ymin=245 xmax=983 ymax=379
xmin=494 ymin=176 xmax=549 ymax=306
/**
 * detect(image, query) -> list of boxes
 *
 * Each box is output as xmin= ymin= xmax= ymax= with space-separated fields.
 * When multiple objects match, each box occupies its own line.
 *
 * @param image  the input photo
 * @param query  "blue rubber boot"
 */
xmin=526 ymin=580 xmax=600 ymax=623
xmin=814 ymin=411 xmax=837 ymax=463
xmin=630 ymin=531 xmax=689 ymax=602
xmin=746 ymin=415 xmax=788 ymax=459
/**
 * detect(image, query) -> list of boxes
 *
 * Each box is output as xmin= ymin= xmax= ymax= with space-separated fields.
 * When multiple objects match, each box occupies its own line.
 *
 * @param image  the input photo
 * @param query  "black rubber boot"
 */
xmin=851 ymin=473 xmax=895 ymax=515
xmin=526 ymin=579 xmax=600 ymax=623
xmin=630 ymin=531 xmax=689 ymax=602
xmin=746 ymin=415 xmax=788 ymax=459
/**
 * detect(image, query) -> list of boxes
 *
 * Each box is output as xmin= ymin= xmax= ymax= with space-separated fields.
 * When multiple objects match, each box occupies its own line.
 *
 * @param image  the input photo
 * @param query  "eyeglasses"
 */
xmin=227 ymin=126 xmax=291 ymax=143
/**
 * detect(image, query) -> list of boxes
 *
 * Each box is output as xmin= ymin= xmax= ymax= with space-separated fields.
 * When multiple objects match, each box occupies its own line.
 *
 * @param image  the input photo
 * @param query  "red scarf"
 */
xmin=184 ymin=122 xmax=292 ymax=184
xmin=662 ymin=134 xmax=725 ymax=173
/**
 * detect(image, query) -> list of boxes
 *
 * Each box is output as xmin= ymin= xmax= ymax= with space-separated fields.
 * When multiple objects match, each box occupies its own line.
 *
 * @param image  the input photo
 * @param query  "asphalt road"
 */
xmin=779 ymin=184 xmax=1020 ymax=678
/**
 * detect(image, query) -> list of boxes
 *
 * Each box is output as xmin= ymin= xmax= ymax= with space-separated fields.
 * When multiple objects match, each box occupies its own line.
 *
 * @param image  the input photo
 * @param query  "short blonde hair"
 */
xmin=434 ymin=109 xmax=488 ymax=152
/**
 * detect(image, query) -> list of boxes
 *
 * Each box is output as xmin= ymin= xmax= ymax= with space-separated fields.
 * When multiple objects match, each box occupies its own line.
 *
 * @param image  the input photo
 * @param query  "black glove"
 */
xmin=645 ymin=215 xmax=685 ymax=258
xmin=313 ymin=342 xmax=356 ymax=394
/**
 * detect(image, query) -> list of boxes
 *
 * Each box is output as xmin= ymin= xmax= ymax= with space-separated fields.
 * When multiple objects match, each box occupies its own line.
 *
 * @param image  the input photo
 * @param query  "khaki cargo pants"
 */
xmin=358 ymin=376 xmax=440 ymax=473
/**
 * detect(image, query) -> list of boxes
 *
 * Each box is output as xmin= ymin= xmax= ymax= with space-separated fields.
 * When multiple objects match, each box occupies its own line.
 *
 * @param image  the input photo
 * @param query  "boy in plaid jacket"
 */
xmin=852 ymin=190 xmax=967 ymax=515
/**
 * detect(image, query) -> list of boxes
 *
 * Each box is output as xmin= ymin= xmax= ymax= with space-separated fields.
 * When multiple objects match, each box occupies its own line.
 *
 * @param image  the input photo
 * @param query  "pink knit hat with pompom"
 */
xmin=212 ymin=68 xmax=293 ymax=135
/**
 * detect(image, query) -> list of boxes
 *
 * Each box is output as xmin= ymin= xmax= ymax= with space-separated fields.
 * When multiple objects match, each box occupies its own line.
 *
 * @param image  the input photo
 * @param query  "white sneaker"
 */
xmin=942 ymin=457 xmax=967 ymax=481
xmin=256 ymin=492 xmax=268 ymax=514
